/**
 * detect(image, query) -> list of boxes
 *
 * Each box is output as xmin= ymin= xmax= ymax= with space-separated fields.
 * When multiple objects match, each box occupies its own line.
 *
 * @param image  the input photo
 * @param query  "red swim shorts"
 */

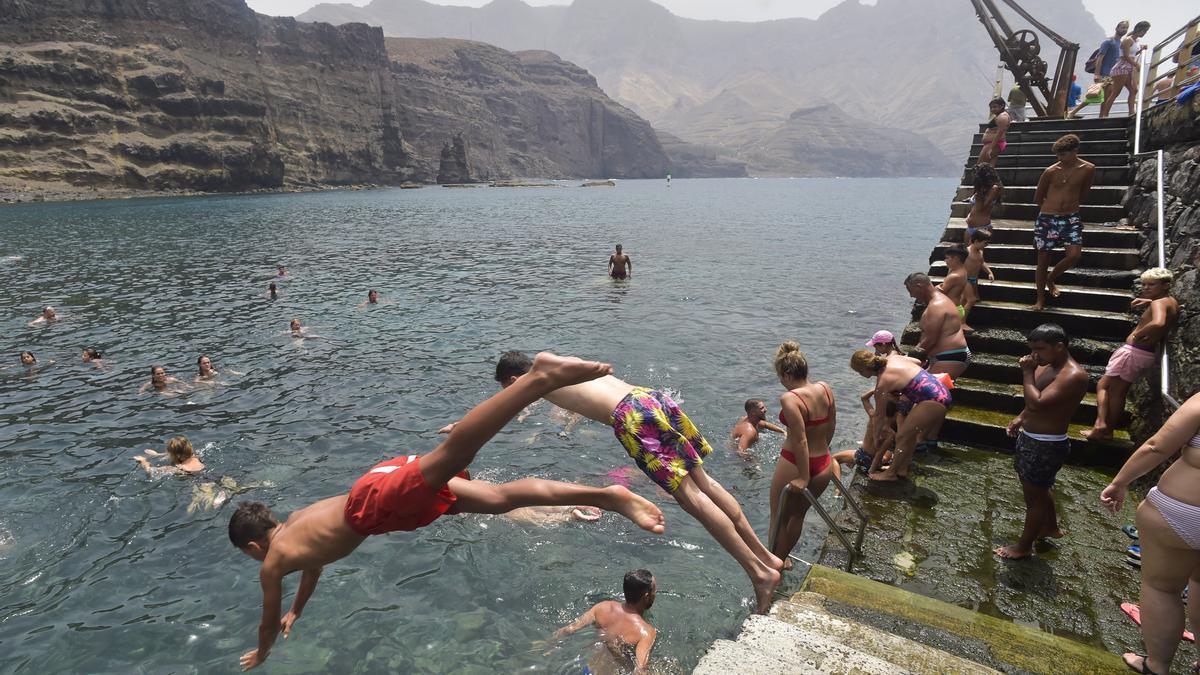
xmin=343 ymin=455 xmax=465 ymax=535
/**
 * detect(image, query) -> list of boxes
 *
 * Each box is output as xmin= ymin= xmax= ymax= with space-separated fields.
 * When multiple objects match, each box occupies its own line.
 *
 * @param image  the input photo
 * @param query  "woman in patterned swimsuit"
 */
xmin=851 ymin=350 xmax=951 ymax=482
xmin=1102 ymin=392 xmax=1200 ymax=675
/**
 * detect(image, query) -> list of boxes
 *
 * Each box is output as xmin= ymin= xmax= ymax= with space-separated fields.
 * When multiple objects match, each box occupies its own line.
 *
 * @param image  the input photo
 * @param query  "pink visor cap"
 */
xmin=866 ymin=330 xmax=895 ymax=347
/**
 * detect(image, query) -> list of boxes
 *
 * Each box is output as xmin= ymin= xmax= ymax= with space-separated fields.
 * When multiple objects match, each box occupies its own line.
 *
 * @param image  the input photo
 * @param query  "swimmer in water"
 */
xmin=357 ymin=289 xmax=391 ymax=309
xmin=82 ymin=347 xmax=105 ymax=369
xmin=196 ymin=354 xmax=242 ymax=382
xmin=140 ymin=365 xmax=186 ymax=395
xmin=608 ymin=244 xmax=632 ymax=280
xmin=730 ymin=399 xmax=786 ymax=452
xmin=503 ymin=504 xmax=603 ymax=526
xmin=133 ymin=436 xmax=205 ymax=476
xmin=28 ymin=306 xmax=57 ymax=326
xmin=226 ymin=354 xmax=664 ymax=671
xmin=267 ymin=283 xmax=278 ymax=300
xmin=20 ymin=351 xmax=37 ymax=366
xmin=550 ymin=569 xmax=657 ymax=675
xmin=277 ymin=265 xmax=287 ymax=277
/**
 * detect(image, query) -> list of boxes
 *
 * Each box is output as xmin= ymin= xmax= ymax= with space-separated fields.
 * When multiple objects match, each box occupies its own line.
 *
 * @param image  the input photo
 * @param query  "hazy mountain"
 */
xmin=300 ymin=0 xmax=1107 ymax=176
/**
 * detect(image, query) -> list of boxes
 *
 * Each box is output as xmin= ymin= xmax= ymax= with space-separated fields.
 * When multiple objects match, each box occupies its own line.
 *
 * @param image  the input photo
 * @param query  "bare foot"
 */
xmin=760 ymin=550 xmax=785 ymax=572
xmin=782 ymin=558 xmax=794 ymax=571
xmin=1049 ymin=282 xmax=1062 ymax=298
xmin=1031 ymin=301 xmax=1045 ymax=312
xmin=869 ymin=469 xmax=901 ymax=482
xmin=1039 ymin=527 xmax=1065 ymax=540
xmin=752 ymin=567 xmax=782 ymax=614
xmin=529 ymin=352 xmax=612 ymax=388
xmin=1122 ymin=653 xmax=1165 ymax=675
xmin=570 ymin=506 xmax=602 ymax=522
xmin=1081 ymin=428 xmax=1113 ymax=442
xmin=993 ymin=544 xmax=1033 ymax=560
xmin=605 ymin=485 xmax=665 ymax=534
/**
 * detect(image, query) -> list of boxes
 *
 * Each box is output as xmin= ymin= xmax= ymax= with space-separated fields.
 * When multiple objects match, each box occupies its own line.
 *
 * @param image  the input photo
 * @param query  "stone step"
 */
xmin=927 ymin=275 xmax=1133 ymax=313
xmin=941 ymin=218 xmax=1139 ymax=248
xmin=929 ymin=242 xmax=1141 ymax=270
xmin=966 ymin=300 xmax=1135 ymax=340
xmin=954 ymin=184 xmax=1127 ymax=205
xmin=938 ymin=352 xmax=1106 ymax=390
xmin=928 ymin=260 xmax=1137 ymax=289
xmin=965 ymin=151 xmax=1132 ymax=168
xmin=799 ymin=565 xmax=1128 ymax=673
xmin=972 ymin=126 xmax=1130 ymax=144
xmin=905 ymin=325 xmax=1126 ymax=365
xmin=693 ymin=614 xmax=907 ymax=674
xmin=948 ymin=201 xmax=1124 ymax=222
xmin=960 ymin=165 xmax=1131 ymax=186
xmin=949 ymin=377 xmax=1124 ymax=427
xmin=969 ymin=139 xmax=1130 ymax=156
xmin=770 ymin=595 xmax=999 ymax=674
xmin=941 ymin=403 xmax=1132 ymax=465
xmin=976 ymin=116 xmax=1131 ymax=132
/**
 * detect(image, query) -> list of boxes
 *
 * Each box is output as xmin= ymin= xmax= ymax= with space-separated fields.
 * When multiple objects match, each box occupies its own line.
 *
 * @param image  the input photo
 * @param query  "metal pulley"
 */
xmin=1006 ymin=29 xmax=1041 ymax=60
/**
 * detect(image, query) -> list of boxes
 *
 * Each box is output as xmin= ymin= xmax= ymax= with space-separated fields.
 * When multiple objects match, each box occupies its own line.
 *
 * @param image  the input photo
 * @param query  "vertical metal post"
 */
xmin=1156 ymin=148 xmax=1169 ymax=401
xmin=1134 ymin=56 xmax=1148 ymax=154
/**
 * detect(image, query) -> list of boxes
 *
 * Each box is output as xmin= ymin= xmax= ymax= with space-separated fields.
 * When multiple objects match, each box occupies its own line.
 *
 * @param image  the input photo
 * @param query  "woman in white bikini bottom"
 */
xmin=1101 ymin=393 xmax=1200 ymax=675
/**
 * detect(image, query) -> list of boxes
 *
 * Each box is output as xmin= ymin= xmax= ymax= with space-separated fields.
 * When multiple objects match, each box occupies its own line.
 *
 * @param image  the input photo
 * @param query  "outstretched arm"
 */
xmin=757 ymin=420 xmax=786 ymax=434
xmin=551 ymin=605 xmax=596 ymax=640
xmin=1103 ymin=395 xmax=1200 ymax=513
xmin=240 ymin=568 xmax=284 ymax=671
xmin=280 ymin=567 xmax=322 ymax=638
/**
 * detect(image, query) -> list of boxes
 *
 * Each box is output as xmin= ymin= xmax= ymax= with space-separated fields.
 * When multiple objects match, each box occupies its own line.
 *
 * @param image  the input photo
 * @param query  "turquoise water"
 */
xmin=0 ymin=177 xmax=953 ymax=673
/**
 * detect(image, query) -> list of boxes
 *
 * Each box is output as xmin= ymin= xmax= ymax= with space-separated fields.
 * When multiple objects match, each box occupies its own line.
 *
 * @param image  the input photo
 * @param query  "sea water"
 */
xmin=0 ymin=177 xmax=953 ymax=673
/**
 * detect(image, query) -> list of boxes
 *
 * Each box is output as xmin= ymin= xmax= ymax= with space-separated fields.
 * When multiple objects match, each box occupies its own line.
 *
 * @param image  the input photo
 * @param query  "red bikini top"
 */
xmin=779 ymin=383 xmax=833 ymax=427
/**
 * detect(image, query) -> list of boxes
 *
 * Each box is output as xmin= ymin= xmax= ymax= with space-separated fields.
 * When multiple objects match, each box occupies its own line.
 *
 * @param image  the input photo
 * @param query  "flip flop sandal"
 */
xmin=1123 ymin=653 xmax=1163 ymax=675
xmin=1123 ymin=524 xmax=1140 ymax=540
xmin=1127 ymin=545 xmax=1141 ymax=560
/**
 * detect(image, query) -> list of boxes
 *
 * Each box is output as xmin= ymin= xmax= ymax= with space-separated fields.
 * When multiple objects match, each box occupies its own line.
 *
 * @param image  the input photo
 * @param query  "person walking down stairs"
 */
xmin=1032 ymin=134 xmax=1095 ymax=311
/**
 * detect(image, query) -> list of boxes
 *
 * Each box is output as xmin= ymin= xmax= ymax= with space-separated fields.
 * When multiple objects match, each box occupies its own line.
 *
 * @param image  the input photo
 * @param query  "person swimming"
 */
xmin=28 ymin=306 xmax=57 ymax=326
xmin=140 ymin=365 xmax=186 ymax=395
xmin=730 ymin=398 xmax=786 ymax=453
xmin=19 ymin=351 xmax=36 ymax=366
xmin=267 ymin=282 xmax=278 ymax=300
xmin=133 ymin=436 xmax=205 ymax=476
xmin=551 ymin=569 xmax=658 ymax=674
xmin=196 ymin=354 xmax=241 ymax=382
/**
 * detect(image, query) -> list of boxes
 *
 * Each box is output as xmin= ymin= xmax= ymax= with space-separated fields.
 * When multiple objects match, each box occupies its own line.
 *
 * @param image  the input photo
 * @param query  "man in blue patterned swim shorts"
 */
xmin=1032 ymin=134 xmax=1094 ymax=311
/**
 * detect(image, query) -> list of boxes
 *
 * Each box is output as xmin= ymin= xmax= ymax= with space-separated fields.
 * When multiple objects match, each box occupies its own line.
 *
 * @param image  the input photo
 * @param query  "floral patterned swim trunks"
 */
xmin=610 ymin=387 xmax=712 ymax=493
xmin=1034 ymin=212 xmax=1083 ymax=251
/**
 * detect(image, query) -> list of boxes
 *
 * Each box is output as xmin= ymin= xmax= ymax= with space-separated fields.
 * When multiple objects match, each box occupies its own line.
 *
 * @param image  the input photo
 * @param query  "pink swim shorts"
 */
xmin=1104 ymin=344 xmax=1156 ymax=383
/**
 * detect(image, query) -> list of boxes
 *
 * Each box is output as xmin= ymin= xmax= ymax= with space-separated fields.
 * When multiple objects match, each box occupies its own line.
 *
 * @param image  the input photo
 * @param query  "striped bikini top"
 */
xmin=1191 ymin=434 xmax=1200 ymax=449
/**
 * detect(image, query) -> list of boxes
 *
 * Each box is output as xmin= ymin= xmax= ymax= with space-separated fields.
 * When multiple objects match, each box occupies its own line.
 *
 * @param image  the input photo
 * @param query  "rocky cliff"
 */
xmin=1126 ymin=97 xmax=1200 ymax=426
xmin=385 ymin=38 xmax=668 ymax=181
xmin=0 ymin=0 xmax=672 ymax=198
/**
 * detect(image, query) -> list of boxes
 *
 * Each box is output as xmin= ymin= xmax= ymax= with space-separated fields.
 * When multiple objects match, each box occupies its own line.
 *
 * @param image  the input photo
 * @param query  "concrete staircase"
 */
xmin=693 ymin=565 xmax=1124 ymax=674
xmin=907 ymin=116 xmax=1140 ymax=465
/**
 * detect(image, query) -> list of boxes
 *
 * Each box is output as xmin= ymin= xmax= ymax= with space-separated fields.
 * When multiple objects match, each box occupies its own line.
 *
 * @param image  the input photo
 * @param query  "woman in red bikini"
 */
xmin=767 ymin=341 xmax=836 ymax=566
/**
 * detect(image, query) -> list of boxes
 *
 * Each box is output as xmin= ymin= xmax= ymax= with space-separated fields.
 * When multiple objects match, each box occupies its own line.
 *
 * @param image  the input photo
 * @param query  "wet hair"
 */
xmin=623 ymin=568 xmax=654 ymax=604
xmin=972 ymin=163 xmax=1003 ymax=206
xmin=166 ymin=436 xmax=194 ymax=463
xmin=773 ymin=341 xmax=809 ymax=380
xmin=989 ymin=96 xmax=1006 ymax=109
xmin=368 ymin=289 xmax=377 ymax=295
xmin=1133 ymin=20 xmax=1150 ymax=34
xmin=269 ymin=282 xmax=277 ymax=291
xmin=494 ymin=351 xmax=533 ymax=383
xmin=83 ymin=347 xmax=101 ymax=360
xmin=970 ymin=228 xmax=993 ymax=244
xmin=1027 ymin=323 xmax=1068 ymax=346
xmin=20 ymin=351 xmax=36 ymax=362
xmin=197 ymin=354 xmax=209 ymax=371
xmin=1141 ymin=267 xmax=1174 ymax=283
xmin=151 ymin=364 xmax=164 ymax=375
xmin=1052 ymin=134 xmax=1080 ymax=154
xmin=229 ymin=501 xmax=278 ymax=548
xmin=615 ymin=244 xmax=623 ymax=251
xmin=904 ymin=272 xmax=930 ymax=287
xmin=851 ymin=349 xmax=887 ymax=374
xmin=744 ymin=398 xmax=763 ymax=414
xmin=944 ymin=245 xmax=968 ymax=263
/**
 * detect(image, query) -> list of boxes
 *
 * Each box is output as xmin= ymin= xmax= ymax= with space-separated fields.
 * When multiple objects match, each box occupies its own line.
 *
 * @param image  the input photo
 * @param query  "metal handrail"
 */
xmin=768 ymin=474 xmax=868 ymax=573
xmin=1141 ymin=14 xmax=1200 ymax=110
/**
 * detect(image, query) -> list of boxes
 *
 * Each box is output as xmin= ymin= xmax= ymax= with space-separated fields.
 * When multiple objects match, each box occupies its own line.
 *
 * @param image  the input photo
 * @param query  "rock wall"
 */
xmin=1125 ymin=96 xmax=1200 ymax=438
xmin=0 ymin=0 xmax=420 ymax=194
xmin=385 ymin=38 xmax=668 ymax=181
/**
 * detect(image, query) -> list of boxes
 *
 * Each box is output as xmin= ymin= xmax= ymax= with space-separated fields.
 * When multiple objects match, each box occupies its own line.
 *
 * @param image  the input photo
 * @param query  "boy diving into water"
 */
xmin=489 ymin=351 xmax=783 ymax=613
xmin=227 ymin=354 xmax=664 ymax=671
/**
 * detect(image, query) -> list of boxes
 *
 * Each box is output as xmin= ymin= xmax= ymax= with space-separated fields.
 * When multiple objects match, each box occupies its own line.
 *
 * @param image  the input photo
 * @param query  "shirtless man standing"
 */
xmin=1033 ymin=134 xmax=1095 ymax=311
xmin=906 ymin=273 xmax=970 ymax=379
xmin=1085 ymin=268 xmax=1180 ymax=441
xmin=938 ymin=246 xmax=972 ymax=332
xmin=731 ymin=399 xmax=786 ymax=452
xmin=493 ymin=350 xmax=783 ymax=612
xmin=995 ymin=324 xmax=1089 ymax=560
xmin=608 ymin=245 xmax=632 ymax=280
xmin=227 ymin=354 xmax=665 ymax=671
xmin=551 ymin=569 xmax=657 ymax=675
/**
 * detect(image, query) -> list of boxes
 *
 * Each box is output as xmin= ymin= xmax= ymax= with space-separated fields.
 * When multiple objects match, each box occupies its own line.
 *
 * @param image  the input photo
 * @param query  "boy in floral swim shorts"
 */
xmin=492 ymin=351 xmax=784 ymax=613
xmin=1032 ymin=134 xmax=1095 ymax=311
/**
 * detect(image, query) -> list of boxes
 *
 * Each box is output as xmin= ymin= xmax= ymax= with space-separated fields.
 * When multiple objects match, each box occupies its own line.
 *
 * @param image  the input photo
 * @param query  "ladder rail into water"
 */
xmin=768 ymin=476 xmax=868 ymax=573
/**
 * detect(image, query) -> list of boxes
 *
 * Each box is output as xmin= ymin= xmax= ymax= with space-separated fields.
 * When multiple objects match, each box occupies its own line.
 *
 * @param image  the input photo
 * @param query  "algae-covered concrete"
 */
xmin=817 ymin=444 xmax=1144 ymax=663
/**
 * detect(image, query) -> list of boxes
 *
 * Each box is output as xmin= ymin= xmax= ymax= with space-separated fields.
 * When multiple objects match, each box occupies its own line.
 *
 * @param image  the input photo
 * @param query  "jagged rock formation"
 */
xmin=300 ymin=0 xmax=1107 ymax=177
xmin=385 ymin=38 xmax=667 ymax=181
xmin=436 ymin=134 xmax=471 ymax=184
xmin=0 ymin=0 xmax=420 ymax=194
xmin=0 ymin=0 xmax=672 ymax=197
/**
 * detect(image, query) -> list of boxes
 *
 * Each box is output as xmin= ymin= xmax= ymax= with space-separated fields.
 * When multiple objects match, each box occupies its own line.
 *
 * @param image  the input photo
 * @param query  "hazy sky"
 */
xmin=248 ymin=0 xmax=1194 ymax=49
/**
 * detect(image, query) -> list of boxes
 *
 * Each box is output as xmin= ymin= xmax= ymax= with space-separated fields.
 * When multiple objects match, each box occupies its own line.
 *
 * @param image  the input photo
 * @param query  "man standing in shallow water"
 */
xmin=995 ymin=324 xmax=1089 ymax=560
xmin=1032 ymin=134 xmax=1095 ymax=312
xmin=608 ymin=244 xmax=632 ymax=280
